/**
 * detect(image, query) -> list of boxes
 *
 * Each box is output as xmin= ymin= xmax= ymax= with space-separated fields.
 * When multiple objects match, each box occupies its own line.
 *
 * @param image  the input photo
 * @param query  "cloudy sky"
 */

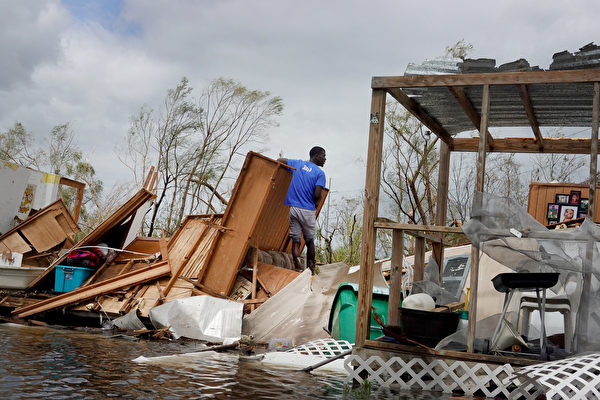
xmin=1 ymin=0 xmax=599 ymax=203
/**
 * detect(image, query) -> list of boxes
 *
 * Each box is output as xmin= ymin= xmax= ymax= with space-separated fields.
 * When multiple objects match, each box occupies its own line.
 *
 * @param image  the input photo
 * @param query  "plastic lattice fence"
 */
xmin=506 ymin=353 xmax=600 ymax=399
xmin=344 ymin=354 xmax=515 ymax=398
xmin=288 ymin=339 xmax=353 ymax=357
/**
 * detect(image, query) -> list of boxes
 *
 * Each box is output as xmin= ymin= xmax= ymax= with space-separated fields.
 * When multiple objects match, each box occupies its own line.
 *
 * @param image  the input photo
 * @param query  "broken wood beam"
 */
xmin=178 ymin=277 xmax=229 ymax=300
xmin=250 ymin=245 xmax=258 ymax=312
xmin=13 ymin=261 xmax=170 ymax=318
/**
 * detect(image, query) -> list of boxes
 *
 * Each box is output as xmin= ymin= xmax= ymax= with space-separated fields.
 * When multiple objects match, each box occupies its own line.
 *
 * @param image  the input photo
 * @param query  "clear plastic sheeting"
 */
xmin=242 ymin=262 xmax=350 ymax=345
xmin=411 ymin=257 xmax=460 ymax=306
xmin=149 ymin=296 xmax=243 ymax=343
xmin=462 ymin=191 xmax=600 ymax=353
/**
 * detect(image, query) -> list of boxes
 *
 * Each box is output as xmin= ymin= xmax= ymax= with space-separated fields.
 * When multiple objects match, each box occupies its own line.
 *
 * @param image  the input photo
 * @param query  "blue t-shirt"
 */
xmin=284 ymin=159 xmax=326 ymax=210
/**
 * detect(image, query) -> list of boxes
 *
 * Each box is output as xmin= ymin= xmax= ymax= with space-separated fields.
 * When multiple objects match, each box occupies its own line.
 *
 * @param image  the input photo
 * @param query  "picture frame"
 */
xmin=546 ymin=203 xmax=560 ymax=222
xmin=555 ymin=193 xmax=569 ymax=204
xmin=579 ymin=198 xmax=589 ymax=214
xmin=559 ymin=204 xmax=579 ymax=222
xmin=569 ymin=190 xmax=581 ymax=205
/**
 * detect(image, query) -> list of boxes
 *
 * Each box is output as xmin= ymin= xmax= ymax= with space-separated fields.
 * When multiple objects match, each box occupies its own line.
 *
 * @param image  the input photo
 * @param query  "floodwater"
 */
xmin=0 ymin=323 xmax=456 ymax=399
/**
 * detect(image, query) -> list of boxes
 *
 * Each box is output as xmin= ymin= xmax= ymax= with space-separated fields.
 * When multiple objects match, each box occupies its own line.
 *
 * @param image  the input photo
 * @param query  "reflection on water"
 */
xmin=0 ymin=323 xmax=455 ymax=399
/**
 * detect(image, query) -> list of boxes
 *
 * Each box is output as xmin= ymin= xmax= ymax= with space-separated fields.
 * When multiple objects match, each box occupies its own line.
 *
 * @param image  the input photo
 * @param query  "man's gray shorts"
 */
xmin=289 ymin=206 xmax=316 ymax=242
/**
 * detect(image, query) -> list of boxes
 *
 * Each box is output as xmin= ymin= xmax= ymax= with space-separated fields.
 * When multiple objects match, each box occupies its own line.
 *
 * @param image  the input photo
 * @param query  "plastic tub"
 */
xmin=54 ymin=265 xmax=94 ymax=293
xmin=399 ymin=307 xmax=460 ymax=347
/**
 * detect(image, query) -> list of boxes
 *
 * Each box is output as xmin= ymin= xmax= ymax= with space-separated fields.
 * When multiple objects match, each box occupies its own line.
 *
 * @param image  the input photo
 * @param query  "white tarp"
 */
xmin=149 ymin=295 xmax=244 ymax=343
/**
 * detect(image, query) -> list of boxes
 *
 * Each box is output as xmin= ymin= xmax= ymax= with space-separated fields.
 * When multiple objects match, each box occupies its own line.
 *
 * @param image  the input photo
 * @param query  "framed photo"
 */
xmin=546 ymin=203 xmax=560 ymax=222
xmin=579 ymin=198 xmax=589 ymax=214
xmin=555 ymin=193 xmax=569 ymax=204
xmin=569 ymin=190 xmax=581 ymax=205
xmin=559 ymin=205 xmax=578 ymax=222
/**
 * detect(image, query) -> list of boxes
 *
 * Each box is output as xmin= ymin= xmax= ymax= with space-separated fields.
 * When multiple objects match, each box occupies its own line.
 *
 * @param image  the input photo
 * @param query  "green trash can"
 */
xmin=327 ymin=282 xmax=390 ymax=342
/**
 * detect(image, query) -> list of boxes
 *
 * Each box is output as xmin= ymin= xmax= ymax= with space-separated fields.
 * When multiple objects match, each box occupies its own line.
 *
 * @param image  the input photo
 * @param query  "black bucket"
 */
xmin=399 ymin=307 xmax=460 ymax=347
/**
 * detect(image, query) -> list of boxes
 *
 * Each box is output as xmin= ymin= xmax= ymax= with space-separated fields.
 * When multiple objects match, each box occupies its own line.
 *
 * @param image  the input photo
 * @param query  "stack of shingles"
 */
xmin=13 ymin=151 xmax=327 ymax=320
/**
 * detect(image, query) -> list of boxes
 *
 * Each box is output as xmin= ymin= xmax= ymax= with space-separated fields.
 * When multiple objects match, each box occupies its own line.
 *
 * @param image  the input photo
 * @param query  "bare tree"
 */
xmin=448 ymin=153 xmax=476 ymax=223
xmin=0 ymin=122 xmax=39 ymax=166
xmin=317 ymin=195 xmax=362 ymax=266
xmin=381 ymin=102 xmax=439 ymax=225
xmin=531 ymin=128 xmax=586 ymax=183
xmin=120 ymin=77 xmax=283 ymax=236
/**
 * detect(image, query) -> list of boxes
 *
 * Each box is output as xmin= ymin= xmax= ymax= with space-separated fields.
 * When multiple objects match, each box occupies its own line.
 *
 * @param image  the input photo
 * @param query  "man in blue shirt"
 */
xmin=278 ymin=146 xmax=326 ymax=274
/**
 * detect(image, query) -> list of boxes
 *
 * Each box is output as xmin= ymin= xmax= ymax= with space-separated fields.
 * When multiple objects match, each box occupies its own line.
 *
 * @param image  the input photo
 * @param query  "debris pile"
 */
xmin=1 ymin=152 xmax=332 ymax=344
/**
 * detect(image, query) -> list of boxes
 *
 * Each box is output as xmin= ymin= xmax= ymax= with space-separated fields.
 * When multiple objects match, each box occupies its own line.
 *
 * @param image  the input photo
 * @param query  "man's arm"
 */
xmin=313 ymin=185 xmax=323 ymax=207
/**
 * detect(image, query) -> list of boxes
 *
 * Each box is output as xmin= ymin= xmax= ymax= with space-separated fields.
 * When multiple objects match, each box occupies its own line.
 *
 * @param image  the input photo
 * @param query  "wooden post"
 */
xmin=432 ymin=141 xmax=451 ymax=281
xmin=589 ymin=82 xmax=599 ymax=220
xmin=578 ymin=82 xmax=600 ymax=350
xmin=355 ymin=89 xmax=386 ymax=348
xmin=414 ymin=237 xmax=425 ymax=281
xmin=388 ymin=229 xmax=404 ymax=325
xmin=467 ymin=84 xmax=490 ymax=353
xmin=250 ymin=245 xmax=258 ymax=312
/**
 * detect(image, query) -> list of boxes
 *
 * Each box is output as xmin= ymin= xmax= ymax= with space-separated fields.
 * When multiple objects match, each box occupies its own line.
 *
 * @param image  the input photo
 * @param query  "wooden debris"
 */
xmin=13 ymin=262 xmax=171 ymax=318
xmin=433 ymin=302 xmax=465 ymax=312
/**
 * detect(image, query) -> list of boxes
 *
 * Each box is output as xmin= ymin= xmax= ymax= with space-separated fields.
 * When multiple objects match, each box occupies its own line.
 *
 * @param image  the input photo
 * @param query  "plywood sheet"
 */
xmin=0 ymin=232 xmax=31 ymax=253
xmin=256 ymin=262 xmax=300 ymax=296
xmin=20 ymin=212 xmax=67 ymax=252
xmin=200 ymin=154 xmax=278 ymax=295
xmin=528 ymin=182 xmax=600 ymax=224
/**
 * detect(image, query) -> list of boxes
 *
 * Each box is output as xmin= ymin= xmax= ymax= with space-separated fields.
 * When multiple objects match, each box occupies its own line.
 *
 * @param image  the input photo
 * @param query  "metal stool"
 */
xmin=519 ymin=295 xmax=571 ymax=352
xmin=491 ymin=272 xmax=560 ymax=359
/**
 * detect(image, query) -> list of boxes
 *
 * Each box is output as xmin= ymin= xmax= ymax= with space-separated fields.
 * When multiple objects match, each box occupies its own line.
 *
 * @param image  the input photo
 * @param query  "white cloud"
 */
xmin=0 ymin=0 xmax=599 ymax=199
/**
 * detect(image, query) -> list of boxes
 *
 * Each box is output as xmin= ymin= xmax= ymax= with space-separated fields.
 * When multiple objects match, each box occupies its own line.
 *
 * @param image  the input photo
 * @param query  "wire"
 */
xmin=70 ymin=245 xmax=156 ymax=257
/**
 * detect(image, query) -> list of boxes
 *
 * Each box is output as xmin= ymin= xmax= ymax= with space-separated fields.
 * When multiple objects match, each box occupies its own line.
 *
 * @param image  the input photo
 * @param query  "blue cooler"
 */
xmin=54 ymin=265 xmax=94 ymax=292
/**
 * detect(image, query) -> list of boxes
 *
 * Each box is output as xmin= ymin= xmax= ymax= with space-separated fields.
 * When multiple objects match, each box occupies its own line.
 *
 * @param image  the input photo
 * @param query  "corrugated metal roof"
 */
xmin=396 ymin=43 xmax=600 ymax=137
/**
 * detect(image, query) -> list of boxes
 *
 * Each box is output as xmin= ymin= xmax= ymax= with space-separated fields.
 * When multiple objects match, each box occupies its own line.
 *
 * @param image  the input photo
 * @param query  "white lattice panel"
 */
xmin=344 ymin=354 xmax=515 ymax=398
xmin=288 ymin=339 xmax=353 ymax=357
xmin=506 ymin=353 xmax=600 ymax=399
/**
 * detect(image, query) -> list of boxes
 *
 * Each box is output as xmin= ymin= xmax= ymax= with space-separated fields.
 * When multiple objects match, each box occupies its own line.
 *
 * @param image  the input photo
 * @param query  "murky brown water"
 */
xmin=0 ymin=323 xmax=455 ymax=399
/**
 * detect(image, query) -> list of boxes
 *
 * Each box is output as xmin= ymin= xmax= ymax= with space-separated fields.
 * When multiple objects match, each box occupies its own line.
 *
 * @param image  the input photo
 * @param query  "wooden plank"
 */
xmin=143 ymin=166 xmax=155 ymax=190
xmin=453 ymin=137 xmax=599 ymax=154
xmin=250 ymin=246 xmax=258 ymax=312
xmin=178 ymin=277 xmax=229 ymax=300
xmin=414 ymin=237 xmax=425 ymax=282
xmin=387 ymin=88 xmax=453 ymax=145
xmin=448 ymin=86 xmax=494 ymax=148
xmin=159 ymin=236 xmax=169 ymax=272
xmin=372 ymin=68 xmax=600 ymax=88
xmin=58 ymin=177 xmax=85 ymax=223
xmin=255 ymin=262 xmax=300 ymax=295
xmin=518 ymin=84 xmax=544 ymax=149
xmin=356 ymin=89 xmax=386 ymax=348
xmin=374 ymin=221 xmax=463 ymax=234
xmin=200 ymin=153 xmax=281 ymax=295
xmin=239 ymin=298 xmax=268 ymax=304
xmin=20 ymin=212 xmax=68 ymax=252
xmin=162 ymin=217 xmax=213 ymax=297
xmin=13 ymin=262 xmax=171 ymax=318
xmin=467 ymin=84 xmax=490 ymax=353
xmin=387 ymin=230 xmax=403 ymax=326
xmin=0 ymin=232 xmax=31 ymax=253
xmin=432 ymin=141 xmax=451 ymax=275
xmin=362 ymin=340 xmax=537 ymax=367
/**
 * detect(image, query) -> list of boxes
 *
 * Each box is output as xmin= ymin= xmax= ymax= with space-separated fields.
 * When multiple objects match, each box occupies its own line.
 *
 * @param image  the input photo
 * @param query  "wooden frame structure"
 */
xmin=355 ymin=68 xmax=600 ymax=359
